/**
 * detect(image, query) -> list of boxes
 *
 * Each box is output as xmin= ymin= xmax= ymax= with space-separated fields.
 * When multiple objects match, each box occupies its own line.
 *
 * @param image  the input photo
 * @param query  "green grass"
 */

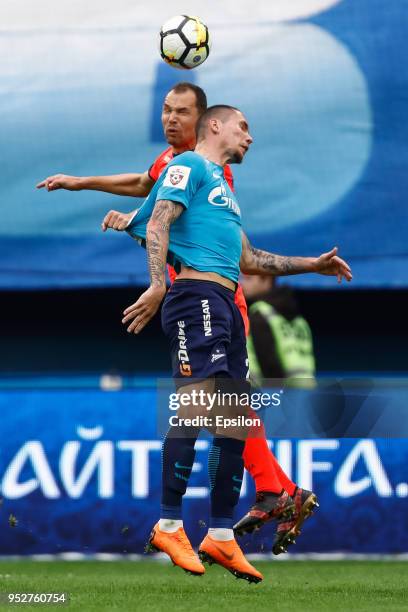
xmin=0 ymin=560 xmax=406 ymax=611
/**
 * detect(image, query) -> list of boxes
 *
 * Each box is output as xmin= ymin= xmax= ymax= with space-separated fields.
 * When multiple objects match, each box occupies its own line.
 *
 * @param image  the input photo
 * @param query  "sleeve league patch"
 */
xmin=163 ymin=165 xmax=191 ymax=190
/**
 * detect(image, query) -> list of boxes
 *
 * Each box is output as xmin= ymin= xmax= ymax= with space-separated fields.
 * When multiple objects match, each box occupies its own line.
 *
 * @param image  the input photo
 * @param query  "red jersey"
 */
xmin=149 ymin=147 xmax=249 ymax=336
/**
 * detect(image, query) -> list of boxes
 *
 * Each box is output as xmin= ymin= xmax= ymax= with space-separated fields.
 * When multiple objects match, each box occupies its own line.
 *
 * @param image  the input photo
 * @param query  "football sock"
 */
xmin=243 ymin=411 xmax=297 ymax=495
xmin=160 ymin=426 xmax=199 ymax=517
xmin=158 ymin=518 xmax=183 ymax=533
xmin=243 ymin=416 xmax=283 ymax=494
xmin=208 ymin=528 xmax=234 ymax=541
xmin=270 ymin=454 xmax=297 ymax=497
xmin=209 ymin=436 xmax=245 ymax=529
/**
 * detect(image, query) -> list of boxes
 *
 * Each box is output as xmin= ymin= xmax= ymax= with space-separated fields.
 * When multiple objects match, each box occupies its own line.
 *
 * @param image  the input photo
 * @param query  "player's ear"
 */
xmin=209 ymin=118 xmax=221 ymax=134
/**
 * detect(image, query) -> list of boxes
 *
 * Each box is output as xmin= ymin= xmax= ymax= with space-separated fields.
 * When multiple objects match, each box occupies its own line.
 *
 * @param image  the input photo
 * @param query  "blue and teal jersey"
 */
xmin=126 ymin=151 xmax=242 ymax=283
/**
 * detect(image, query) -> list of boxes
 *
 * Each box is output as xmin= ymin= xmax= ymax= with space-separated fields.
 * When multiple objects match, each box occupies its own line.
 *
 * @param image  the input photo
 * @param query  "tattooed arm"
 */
xmin=145 ymin=199 xmax=184 ymax=290
xmin=240 ymin=232 xmax=352 ymax=281
xmin=122 ymin=200 xmax=184 ymax=334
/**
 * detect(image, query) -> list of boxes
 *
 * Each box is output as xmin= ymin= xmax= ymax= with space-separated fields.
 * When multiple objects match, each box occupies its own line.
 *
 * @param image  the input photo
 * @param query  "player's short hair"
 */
xmin=169 ymin=82 xmax=207 ymax=115
xmin=196 ymin=105 xmax=240 ymax=140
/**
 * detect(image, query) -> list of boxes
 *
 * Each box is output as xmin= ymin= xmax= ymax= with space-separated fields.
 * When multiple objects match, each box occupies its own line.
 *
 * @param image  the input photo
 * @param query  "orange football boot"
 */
xmin=145 ymin=523 xmax=205 ymax=576
xmin=198 ymin=534 xmax=263 ymax=583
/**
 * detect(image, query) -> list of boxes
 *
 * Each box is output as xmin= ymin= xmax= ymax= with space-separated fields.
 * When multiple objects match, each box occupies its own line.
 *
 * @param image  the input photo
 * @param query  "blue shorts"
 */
xmin=161 ymin=279 xmax=248 ymax=384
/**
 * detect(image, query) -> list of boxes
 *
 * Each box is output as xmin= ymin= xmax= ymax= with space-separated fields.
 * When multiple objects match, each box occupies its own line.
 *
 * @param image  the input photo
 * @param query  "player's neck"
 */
xmin=194 ymin=143 xmax=226 ymax=167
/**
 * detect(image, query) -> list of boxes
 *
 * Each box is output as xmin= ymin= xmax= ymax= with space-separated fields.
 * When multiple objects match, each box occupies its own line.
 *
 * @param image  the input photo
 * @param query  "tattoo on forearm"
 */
xmin=241 ymin=233 xmax=310 ymax=275
xmin=249 ymin=246 xmax=299 ymax=274
xmin=146 ymin=229 xmax=166 ymax=288
xmin=146 ymin=200 xmax=184 ymax=287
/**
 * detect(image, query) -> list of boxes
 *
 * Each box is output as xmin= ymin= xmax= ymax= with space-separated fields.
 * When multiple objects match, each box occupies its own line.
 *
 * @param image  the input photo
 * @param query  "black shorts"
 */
xmin=161 ymin=280 xmax=248 ymax=383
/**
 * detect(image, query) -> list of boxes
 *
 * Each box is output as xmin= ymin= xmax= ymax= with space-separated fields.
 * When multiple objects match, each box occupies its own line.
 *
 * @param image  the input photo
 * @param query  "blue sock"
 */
xmin=209 ymin=436 xmax=245 ymax=529
xmin=161 ymin=426 xmax=199 ymax=518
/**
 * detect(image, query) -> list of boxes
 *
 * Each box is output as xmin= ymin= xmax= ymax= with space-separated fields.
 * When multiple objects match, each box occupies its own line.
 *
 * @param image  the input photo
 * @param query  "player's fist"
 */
xmin=36 ymin=174 xmax=81 ymax=191
xmin=314 ymin=247 xmax=352 ymax=283
xmin=122 ymin=286 xmax=166 ymax=334
xmin=101 ymin=210 xmax=136 ymax=232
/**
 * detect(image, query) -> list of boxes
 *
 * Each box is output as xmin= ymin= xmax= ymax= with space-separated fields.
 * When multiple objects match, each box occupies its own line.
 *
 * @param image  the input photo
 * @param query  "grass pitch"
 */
xmin=0 ymin=560 xmax=406 ymax=611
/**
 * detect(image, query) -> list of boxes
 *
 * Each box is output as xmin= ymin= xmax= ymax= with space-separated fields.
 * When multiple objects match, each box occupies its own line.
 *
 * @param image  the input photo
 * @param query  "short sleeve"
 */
xmin=148 ymin=162 xmax=159 ymax=182
xmin=148 ymin=146 xmax=174 ymax=182
xmin=155 ymin=156 xmax=203 ymax=209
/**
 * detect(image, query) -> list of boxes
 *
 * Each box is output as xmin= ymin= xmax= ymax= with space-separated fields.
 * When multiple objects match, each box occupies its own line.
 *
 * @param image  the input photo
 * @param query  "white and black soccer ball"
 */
xmin=159 ymin=15 xmax=211 ymax=70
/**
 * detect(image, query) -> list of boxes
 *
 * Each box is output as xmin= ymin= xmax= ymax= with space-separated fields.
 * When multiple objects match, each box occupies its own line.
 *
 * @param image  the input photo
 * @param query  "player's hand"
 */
xmin=101 ymin=210 xmax=135 ymax=232
xmin=36 ymin=174 xmax=81 ymax=191
xmin=313 ymin=247 xmax=352 ymax=283
xmin=122 ymin=286 xmax=166 ymax=334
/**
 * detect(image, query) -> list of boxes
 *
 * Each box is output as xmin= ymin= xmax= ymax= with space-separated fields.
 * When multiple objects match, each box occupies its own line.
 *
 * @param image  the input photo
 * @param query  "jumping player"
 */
xmin=120 ymin=105 xmax=352 ymax=581
xmin=37 ymin=83 xmax=319 ymax=556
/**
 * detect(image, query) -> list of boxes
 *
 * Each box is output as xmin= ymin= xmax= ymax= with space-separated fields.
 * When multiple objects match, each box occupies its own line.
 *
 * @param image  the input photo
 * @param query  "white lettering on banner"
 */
xmin=1 ymin=441 xmax=60 ymax=499
xmin=0 ymin=435 xmax=399 ymax=501
xmin=59 ymin=427 xmax=114 ymax=498
xmin=117 ymin=440 xmax=161 ymax=498
xmin=297 ymin=440 xmax=340 ymax=491
xmin=76 ymin=425 xmax=103 ymax=440
xmin=335 ymin=440 xmax=393 ymax=498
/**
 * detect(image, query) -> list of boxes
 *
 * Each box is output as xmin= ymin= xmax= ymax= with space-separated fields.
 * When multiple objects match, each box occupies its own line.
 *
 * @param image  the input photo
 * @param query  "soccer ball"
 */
xmin=159 ymin=15 xmax=211 ymax=70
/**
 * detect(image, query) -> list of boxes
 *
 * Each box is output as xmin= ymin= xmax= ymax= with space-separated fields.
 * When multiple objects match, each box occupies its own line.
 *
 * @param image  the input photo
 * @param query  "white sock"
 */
xmin=208 ymin=528 xmax=234 ymax=541
xmin=158 ymin=518 xmax=183 ymax=533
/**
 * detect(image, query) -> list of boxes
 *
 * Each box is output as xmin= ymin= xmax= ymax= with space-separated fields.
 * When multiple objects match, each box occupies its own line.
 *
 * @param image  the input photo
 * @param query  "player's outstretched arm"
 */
xmin=36 ymin=171 xmax=155 ymax=197
xmin=240 ymin=232 xmax=352 ymax=283
xmin=122 ymin=200 xmax=184 ymax=334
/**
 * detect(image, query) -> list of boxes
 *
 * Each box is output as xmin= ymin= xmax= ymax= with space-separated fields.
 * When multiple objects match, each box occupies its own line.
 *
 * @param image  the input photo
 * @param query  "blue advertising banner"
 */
xmin=0 ymin=383 xmax=407 ymax=555
xmin=1 ymin=0 xmax=408 ymax=288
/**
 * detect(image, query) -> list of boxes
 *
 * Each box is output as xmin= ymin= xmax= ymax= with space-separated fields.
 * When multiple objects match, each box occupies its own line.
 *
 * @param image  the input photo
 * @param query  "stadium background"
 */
xmin=1 ymin=0 xmax=407 ymax=558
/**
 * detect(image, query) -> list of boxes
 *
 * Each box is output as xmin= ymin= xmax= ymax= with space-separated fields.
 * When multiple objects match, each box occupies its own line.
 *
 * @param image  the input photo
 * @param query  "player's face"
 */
xmin=223 ymin=111 xmax=253 ymax=164
xmin=162 ymin=90 xmax=201 ymax=152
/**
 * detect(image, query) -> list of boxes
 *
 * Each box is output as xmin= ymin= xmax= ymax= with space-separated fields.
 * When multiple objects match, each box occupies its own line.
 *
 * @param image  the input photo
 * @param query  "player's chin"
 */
xmin=165 ymin=131 xmax=181 ymax=146
xmin=229 ymin=151 xmax=244 ymax=164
